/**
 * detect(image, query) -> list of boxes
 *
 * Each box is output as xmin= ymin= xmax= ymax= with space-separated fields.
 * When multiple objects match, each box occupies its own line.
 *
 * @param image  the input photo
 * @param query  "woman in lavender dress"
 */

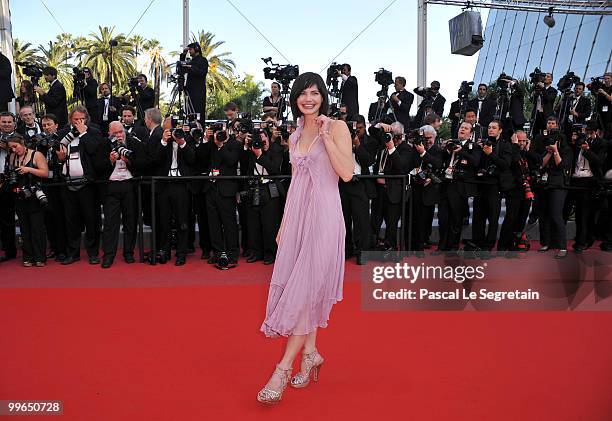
xmin=257 ymin=73 xmax=354 ymax=404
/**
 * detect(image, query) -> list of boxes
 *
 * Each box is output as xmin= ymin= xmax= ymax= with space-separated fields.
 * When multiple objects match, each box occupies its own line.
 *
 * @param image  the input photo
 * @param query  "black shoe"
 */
xmin=227 ymin=259 xmax=238 ymax=268
xmin=572 ymin=243 xmax=586 ymax=253
xmin=263 ymin=258 xmax=275 ymax=265
xmin=0 ymin=254 xmax=16 ymax=263
xmin=46 ymin=251 xmax=56 ymax=259
xmin=61 ymin=256 xmax=80 ymax=265
xmin=156 ymin=251 xmax=168 ymax=264
xmin=101 ymin=259 xmax=113 ymax=269
xmin=242 ymin=249 xmax=252 ymax=258
xmin=88 ymin=256 xmax=100 ymax=265
xmin=55 ymin=253 xmax=67 ymax=262
xmin=207 ymin=254 xmax=219 ymax=265
xmin=175 ymin=256 xmax=186 ymax=266
xmin=201 ymin=250 xmax=211 ymax=260
xmin=124 ymin=254 xmax=136 ymax=264
xmin=356 ymin=253 xmax=367 ymax=265
xmin=247 ymin=255 xmax=262 ymax=263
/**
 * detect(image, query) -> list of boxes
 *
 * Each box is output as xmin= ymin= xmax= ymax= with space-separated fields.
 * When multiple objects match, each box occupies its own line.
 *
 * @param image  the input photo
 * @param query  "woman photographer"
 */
xmin=537 ymin=117 xmax=573 ymax=259
xmin=15 ymin=80 xmax=36 ymax=115
xmin=262 ymin=82 xmax=286 ymax=120
xmin=6 ymin=134 xmax=49 ymax=266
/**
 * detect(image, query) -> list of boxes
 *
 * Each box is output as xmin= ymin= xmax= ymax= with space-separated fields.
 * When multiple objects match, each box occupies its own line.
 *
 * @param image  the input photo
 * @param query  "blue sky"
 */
xmin=10 ymin=0 xmax=489 ymax=117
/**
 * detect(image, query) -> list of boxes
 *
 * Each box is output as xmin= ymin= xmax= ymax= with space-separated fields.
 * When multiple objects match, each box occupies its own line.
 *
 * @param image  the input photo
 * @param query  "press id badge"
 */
xmin=211 ymin=169 xmax=220 ymax=176
xmin=603 ymin=106 xmax=609 ymax=112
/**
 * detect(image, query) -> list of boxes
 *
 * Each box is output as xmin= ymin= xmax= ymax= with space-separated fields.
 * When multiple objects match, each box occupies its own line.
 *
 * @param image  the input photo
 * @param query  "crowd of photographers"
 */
xmin=0 ymin=61 xmax=611 ymax=269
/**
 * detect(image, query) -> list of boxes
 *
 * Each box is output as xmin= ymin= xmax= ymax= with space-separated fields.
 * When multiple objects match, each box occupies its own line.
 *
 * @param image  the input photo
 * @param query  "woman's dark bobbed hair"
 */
xmin=289 ymin=72 xmax=329 ymax=118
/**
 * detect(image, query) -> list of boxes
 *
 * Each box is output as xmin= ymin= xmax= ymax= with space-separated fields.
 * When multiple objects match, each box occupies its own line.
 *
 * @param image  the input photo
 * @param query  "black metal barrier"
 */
xmin=37 ymin=174 xmax=413 ymax=265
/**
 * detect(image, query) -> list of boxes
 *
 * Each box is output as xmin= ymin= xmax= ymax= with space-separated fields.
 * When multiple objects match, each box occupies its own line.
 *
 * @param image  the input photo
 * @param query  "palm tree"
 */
xmin=37 ymin=41 xmax=73 ymax=99
xmin=77 ymin=26 xmax=135 ymax=90
xmin=12 ymin=39 xmax=41 ymax=86
xmin=54 ymin=33 xmax=76 ymax=68
xmin=143 ymin=39 xmax=170 ymax=106
xmin=129 ymin=34 xmax=147 ymax=72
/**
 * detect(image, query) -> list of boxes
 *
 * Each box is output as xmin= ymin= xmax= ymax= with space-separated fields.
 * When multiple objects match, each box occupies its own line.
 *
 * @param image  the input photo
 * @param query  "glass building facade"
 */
xmin=473 ymin=10 xmax=611 ymax=85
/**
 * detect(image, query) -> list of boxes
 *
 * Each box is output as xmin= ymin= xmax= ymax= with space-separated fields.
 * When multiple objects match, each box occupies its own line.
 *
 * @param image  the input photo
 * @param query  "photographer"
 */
xmin=203 ymin=123 xmax=241 ymax=267
xmin=414 ymin=81 xmax=445 ymax=128
xmin=57 ymin=106 xmax=107 ymax=265
xmin=0 ymin=111 xmax=18 ymax=261
xmin=463 ymin=108 xmax=485 ymax=142
xmin=530 ymin=72 xmax=557 ymax=135
xmin=39 ymin=113 xmax=67 ymax=262
xmin=99 ymin=121 xmax=147 ymax=268
xmin=34 ymin=67 xmax=68 ymax=128
xmin=406 ymin=125 xmax=442 ymax=253
xmin=509 ymin=131 xmax=541 ymax=251
xmin=262 ymin=82 xmax=287 ymax=120
xmin=559 ymin=82 xmax=591 ymax=130
xmin=468 ymin=120 xmax=513 ymax=254
xmin=341 ymin=116 xmax=376 ymax=264
xmin=469 ymin=83 xmax=496 ymax=129
xmin=150 ymin=116 xmax=196 ymax=266
xmin=129 ymin=75 xmax=155 ymax=120
xmin=594 ymin=72 xmax=612 ymax=138
xmin=536 ymin=120 xmax=573 ymax=259
xmin=437 ymin=122 xmax=480 ymax=252
xmin=387 ymin=77 xmax=413 ymax=129
xmin=15 ymin=80 xmax=36 ymax=115
xmin=16 ymin=106 xmax=42 ymax=142
xmin=121 ymin=105 xmax=149 ymax=142
xmin=183 ymin=42 xmax=208 ymax=122
xmin=339 ymin=64 xmax=359 ymax=120
xmin=0 ymin=51 xmax=14 ymax=112
xmin=5 ymin=134 xmax=49 ymax=266
xmin=568 ymin=121 xmax=606 ymax=253
xmin=369 ymin=121 xmax=412 ymax=253
xmin=243 ymin=127 xmax=283 ymax=264
xmin=74 ymin=67 xmax=99 ymax=119
xmin=94 ymin=83 xmax=124 ymax=136
xmin=368 ymin=96 xmax=388 ymax=124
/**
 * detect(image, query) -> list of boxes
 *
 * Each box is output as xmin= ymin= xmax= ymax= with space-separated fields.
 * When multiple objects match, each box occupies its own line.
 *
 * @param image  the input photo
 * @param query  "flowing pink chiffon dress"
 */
xmin=260 ymin=118 xmax=345 ymax=338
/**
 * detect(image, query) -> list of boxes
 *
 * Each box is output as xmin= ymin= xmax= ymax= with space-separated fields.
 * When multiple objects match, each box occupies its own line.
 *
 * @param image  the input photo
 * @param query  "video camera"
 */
xmin=326 ymin=63 xmax=344 ymax=87
xmin=16 ymin=62 xmax=43 ymax=85
xmin=529 ymin=67 xmax=546 ymax=88
xmin=262 ymin=57 xmax=299 ymax=91
xmin=542 ymin=128 xmax=562 ymax=147
xmin=457 ymin=81 xmax=474 ymax=100
xmin=557 ymin=71 xmax=580 ymax=93
xmin=72 ymin=67 xmax=86 ymax=87
xmin=374 ymin=68 xmax=393 ymax=87
xmin=586 ymin=77 xmax=604 ymax=93
xmin=496 ymin=73 xmax=512 ymax=92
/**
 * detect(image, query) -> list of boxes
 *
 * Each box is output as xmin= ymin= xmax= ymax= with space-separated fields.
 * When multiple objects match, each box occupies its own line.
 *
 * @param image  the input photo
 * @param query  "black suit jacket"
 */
xmin=414 ymin=144 xmax=443 ymax=205
xmin=95 ymin=96 xmax=124 ymax=135
xmin=152 ymin=137 xmax=196 ymax=178
xmin=531 ymin=85 xmax=557 ymax=118
xmin=132 ymin=86 xmax=155 ymax=118
xmin=340 ymin=75 xmax=359 ymax=119
xmin=568 ymin=95 xmax=592 ymax=125
xmin=508 ymin=83 xmax=526 ymax=128
xmin=41 ymin=80 xmax=68 ymax=127
xmin=0 ymin=53 xmax=15 ymax=103
xmin=58 ymin=126 xmax=108 ymax=181
xmin=387 ymin=90 xmax=413 ymax=129
xmin=469 ymin=97 xmax=496 ymax=128
xmin=202 ymin=137 xmax=241 ymax=197
xmin=185 ymin=55 xmax=208 ymax=117
xmin=570 ymin=137 xmax=607 ymax=181
xmin=373 ymin=141 xmax=413 ymax=204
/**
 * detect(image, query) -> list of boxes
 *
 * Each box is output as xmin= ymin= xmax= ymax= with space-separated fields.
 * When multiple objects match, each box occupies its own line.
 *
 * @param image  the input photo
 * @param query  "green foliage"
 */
xmin=206 ymin=74 xmax=264 ymax=120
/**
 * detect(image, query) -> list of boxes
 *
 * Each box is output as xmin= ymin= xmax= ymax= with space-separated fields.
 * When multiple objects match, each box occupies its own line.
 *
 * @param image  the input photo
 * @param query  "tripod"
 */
xmin=374 ymin=84 xmax=396 ymax=123
xmin=279 ymin=80 xmax=292 ymax=121
xmin=166 ymin=74 xmax=196 ymax=119
xmin=327 ymin=75 xmax=342 ymax=117
xmin=556 ymin=90 xmax=574 ymax=131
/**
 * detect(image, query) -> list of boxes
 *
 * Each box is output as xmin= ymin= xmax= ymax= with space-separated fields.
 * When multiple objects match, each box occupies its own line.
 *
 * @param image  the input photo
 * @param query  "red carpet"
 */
xmin=1 ymin=256 xmax=611 ymax=420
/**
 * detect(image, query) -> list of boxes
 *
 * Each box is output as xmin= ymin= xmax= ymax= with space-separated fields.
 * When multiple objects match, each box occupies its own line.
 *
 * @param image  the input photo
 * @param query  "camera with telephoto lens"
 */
xmin=529 ymin=67 xmax=546 ymax=89
xmin=21 ymin=184 xmax=48 ymax=207
xmin=33 ymin=132 xmax=60 ymax=150
xmin=239 ymin=178 xmax=261 ymax=207
xmin=16 ymin=62 xmax=43 ymax=85
xmin=572 ymin=124 xmax=587 ymax=146
xmin=557 ymin=71 xmax=580 ymax=93
xmin=458 ymin=81 xmax=474 ymax=100
xmin=1 ymin=169 xmax=19 ymax=189
xmin=250 ymin=123 xmax=264 ymax=149
xmin=416 ymin=163 xmax=443 ymax=185
xmin=445 ymin=139 xmax=461 ymax=153
xmin=542 ymin=129 xmax=562 ymax=147
xmin=586 ymin=77 xmax=604 ymax=93
xmin=279 ymin=123 xmax=292 ymax=141
xmin=326 ymin=63 xmax=344 ymax=86
xmin=207 ymin=121 xmax=227 ymax=142
xmin=109 ymin=136 xmax=134 ymax=160
xmin=496 ymin=73 xmax=511 ymax=92
xmin=407 ymin=128 xmax=426 ymax=146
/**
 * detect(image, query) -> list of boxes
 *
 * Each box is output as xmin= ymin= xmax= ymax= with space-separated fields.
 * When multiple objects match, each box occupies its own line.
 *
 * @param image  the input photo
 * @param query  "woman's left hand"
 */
xmin=16 ymin=166 xmax=29 ymax=174
xmin=315 ymin=115 xmax=333 ymax=142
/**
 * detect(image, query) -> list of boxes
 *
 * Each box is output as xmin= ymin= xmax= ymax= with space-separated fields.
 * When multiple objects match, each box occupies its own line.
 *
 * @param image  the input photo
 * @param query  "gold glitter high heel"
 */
xmin=290 ymin=349 xmax=324 ymax=388
xmin=257 ymin=364 xmax=292 ymax=405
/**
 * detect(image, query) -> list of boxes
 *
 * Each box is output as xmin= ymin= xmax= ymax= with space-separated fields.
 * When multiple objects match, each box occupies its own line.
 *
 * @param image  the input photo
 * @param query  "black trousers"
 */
xmin=472 ymin=183 xmax=501 ymax=250
xmin=438 ymin=182 xmax=469 ymax=251
xmin=515 ymin=198 xmax=532 ymax=238
xmin=206 ymin=186 xmax=239 ymax=260
xmin=571 ymin=179 xmax=598 ymax=247
xmin=102 ymin=181 xmax=137 ymax=260
xmin=15 ymin=199 xmax=46 ymax=262
xmin=340 ymin=180 xmax=371 ymax=254
xmin=246 ymin=187 xmax=281 ymax=260
xmin=498 ymin=188 xmax=522 ymax=250
xmin=157 ymin=182 xmax=189 ymax=256
xmin=377 ymin=185 xmax=402 ymax=249
xmin=61 ymin=184 xmax=101 ymax=259
xmin=42 ymin=182 xmax=67 ymax=256
xmin=194 ymin=191 xmax=212 ymax=254
xmin=538 ymin=188 xmax=568 ymax=249
xmin=0 ymin=190 xmax=16 ymax=257
xmin=237 ymin=199 xmax=250 ymax=254
xmin=406 ymin=184 xmax=435 ymax=250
